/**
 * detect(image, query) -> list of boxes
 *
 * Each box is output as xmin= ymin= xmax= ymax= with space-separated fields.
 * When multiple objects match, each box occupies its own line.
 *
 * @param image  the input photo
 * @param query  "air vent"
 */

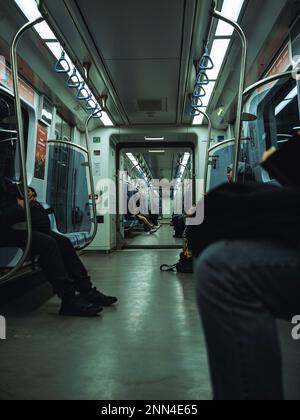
xmin=137 ymin=99 xmax=163 ymax=112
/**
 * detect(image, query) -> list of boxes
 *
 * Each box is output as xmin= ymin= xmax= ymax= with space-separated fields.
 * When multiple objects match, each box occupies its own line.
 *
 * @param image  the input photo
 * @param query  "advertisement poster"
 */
xmin=34 ymin=123 xmax=48 ymax=180
xmin=0 ymin=56 xmax=36 ymax=106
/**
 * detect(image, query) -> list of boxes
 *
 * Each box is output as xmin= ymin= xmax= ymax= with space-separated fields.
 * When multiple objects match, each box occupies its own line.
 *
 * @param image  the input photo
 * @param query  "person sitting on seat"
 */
xmin=0 ymin=138 xmax=117 ymax=317
xmin=188 ymin=134 xmax=300 ymax=400
xmin=136 ymin=213 xmax=160 ymax=234
xmin=227 ymin=162 xmax=256 ymax=183
xmin=172 ymin=214 xmax=186 ymax=239
xmin=25 ymin=186 xmax=118 ymax=316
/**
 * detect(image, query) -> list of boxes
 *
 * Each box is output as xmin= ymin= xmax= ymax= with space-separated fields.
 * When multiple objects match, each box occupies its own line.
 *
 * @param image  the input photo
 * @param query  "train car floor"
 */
xmin=125 ymin=223 xmax=183 ymax=249
xmin=0 ymin=250 xmax=212 ymax=400
xmin=0 ymin=250 xmax=299 ymax=400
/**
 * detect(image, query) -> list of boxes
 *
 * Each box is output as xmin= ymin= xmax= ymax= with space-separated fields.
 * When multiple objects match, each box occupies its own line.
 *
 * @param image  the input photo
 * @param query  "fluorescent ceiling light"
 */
xmin=145 ymin=137 xmax=165 ymax=141
xmin=35 ymin=22 xmax=56 ymax=40
xmin=16 ymin=0 xmax=115 ymax=126
xmin=293 ymin=126 xmax=300 ymax=130
xmin=46 ymin=42 xmax=73 ymax=74
xmin=100 ymin=112 xmax=114 ymax=127
xmin=126 ymin=153 xmax=139 ymax=167
xmin=15 ymin=0 xmax=41 ymax=21
xmin=182 ymin=153 xmax=190 ymax=167
xmin=275 ymin=86 xmax=298 ymax=116
xmin=193 ymin=108 xmax=206 ymax=125
xmin=216 ymin=0 xmax=245 ymax=37
xmin=200 ymin=81 xmax=216 ymax=107
xmin=206 ymin=39 xmax=231 ymax=80
xmin=149 ymin=150 xmax=165 ymax=153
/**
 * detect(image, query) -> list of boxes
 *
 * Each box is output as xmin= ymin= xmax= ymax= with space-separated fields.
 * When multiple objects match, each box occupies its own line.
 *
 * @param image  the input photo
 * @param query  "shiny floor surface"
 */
xmin=0 ymin=250 xmax=212 ymax=400
xmin=125 ymin=221 xmax=183 ymax=248
xmin=0 ymin=250 xmax=299 ymax=400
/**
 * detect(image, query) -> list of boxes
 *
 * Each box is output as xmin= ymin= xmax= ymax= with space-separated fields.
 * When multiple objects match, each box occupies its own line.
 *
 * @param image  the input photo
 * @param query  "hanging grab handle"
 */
xmin=92 ymin=106 xmax=103 ymax=119
xmin=191 ymin=96 xmax=203 ymax=108
xmin=196 ymin=70 xmax=209 ymax=86
xmin=86 ymin=98 xmax=98 ymax=113
xmin=192 ymin=85 xmax=206 ymax=98
xmin=77 ymin=82 xmax=92 ymax=101
xmin=55 ymin=50 xmax=71 ymax=74
xmin=67 ymin=68 xmax=81 ymax=88
xmin=190 ymin=108 xmax=201 ymax=117
xmin=198 ymin=48 xmax=214 ymax=71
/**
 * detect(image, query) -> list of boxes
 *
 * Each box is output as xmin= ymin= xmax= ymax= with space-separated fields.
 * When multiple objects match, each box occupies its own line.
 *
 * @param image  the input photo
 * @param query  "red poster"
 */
xmin=34 ymin=123 xmax=48 ymax=180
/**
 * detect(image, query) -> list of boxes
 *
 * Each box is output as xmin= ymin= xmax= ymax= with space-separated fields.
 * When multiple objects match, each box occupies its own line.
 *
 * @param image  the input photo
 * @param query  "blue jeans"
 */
xmin=195 ymin=240 xmax=300 ymax=400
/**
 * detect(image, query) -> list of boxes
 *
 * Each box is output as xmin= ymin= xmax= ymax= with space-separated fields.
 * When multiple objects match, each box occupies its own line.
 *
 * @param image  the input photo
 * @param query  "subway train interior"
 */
xmin=0 ymin=0 xmax=300 ymax=402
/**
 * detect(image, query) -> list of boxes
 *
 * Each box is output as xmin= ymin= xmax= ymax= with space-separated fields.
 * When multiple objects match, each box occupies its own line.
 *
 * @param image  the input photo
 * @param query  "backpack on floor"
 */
xmin=160 ymin=238 xmax=193 ymax=274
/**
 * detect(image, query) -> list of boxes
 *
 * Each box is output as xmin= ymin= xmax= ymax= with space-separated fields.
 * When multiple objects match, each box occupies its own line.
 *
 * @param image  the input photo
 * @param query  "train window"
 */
xmin=39 ymin=96 xmax=53 ymax=127
xmin=262 ymin=78 xmax=299 ymax=149
xmin=55 ymin=113 xmax=72 ymax=141
xmin=0 ymin=90 xmax=29 ymax=181
xmin=46 ymin=142 xmax=92 ymax=235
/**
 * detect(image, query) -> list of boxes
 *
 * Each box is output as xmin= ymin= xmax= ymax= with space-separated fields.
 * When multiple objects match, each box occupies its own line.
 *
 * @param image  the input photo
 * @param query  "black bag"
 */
xmin=160 ymin=236 xmax=194 ymax=274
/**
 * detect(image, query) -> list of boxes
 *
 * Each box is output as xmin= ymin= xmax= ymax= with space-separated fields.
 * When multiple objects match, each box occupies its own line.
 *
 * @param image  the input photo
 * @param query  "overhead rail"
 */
xmin=0 ymin=17 xmax=44 ymax=284
xmin=54 ymin=52 xmax=104 ymax=119
xmin=190 ymin=47 xmax=214 ymax=117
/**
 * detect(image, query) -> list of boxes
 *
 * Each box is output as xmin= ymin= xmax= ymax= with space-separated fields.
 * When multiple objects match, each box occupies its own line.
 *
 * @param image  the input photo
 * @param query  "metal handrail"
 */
xmin=213 ymin=10 xmax=247 ymax=183
xmin=208 ymin=137 xmax=250 ymax=154
xmin=0 ymin=17 xmax=44 ymax=285
xmin=47 ymin=139 xmax=88 ymax=154
xmin=243 ymin=70 xmax=296 ymax=97
xmin=78 ymin=114 xmax=98 ymax=251
xmin=199 ymin=110 xmax=212 ymax=194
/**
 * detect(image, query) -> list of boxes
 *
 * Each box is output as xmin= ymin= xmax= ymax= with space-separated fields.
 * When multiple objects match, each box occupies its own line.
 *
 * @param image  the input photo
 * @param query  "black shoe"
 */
xmin=83 ymin=288 xmax=118 ymax=307
xmin=59 ymin=295 xmax=103 ymax=317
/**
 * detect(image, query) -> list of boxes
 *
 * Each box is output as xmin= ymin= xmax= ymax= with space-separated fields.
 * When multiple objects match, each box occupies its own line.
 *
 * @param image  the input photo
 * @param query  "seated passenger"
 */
xmin=136 ymin=213 xmax=160 ymax=234
xmin=187 ymin=135 xmax=300 ymax=400
xmin=28 ymin=187 xmax=118 ymax=314
xmin=227 ymin=162 xmax=256 ymax=183
xmin=172 ymin=214 xmax=186 ymax=238
xmin=0 ymin=147 xmax=118 ymax=317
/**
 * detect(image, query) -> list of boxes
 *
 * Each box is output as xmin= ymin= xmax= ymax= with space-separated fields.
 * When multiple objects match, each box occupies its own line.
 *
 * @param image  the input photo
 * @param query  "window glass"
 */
xmin=55 ymin=113 xmax=72 ymax=141
xmin=46 ymin=143 xmax=92 ymax=235
xmin=0 ymin=91 xmax=29 ymax=182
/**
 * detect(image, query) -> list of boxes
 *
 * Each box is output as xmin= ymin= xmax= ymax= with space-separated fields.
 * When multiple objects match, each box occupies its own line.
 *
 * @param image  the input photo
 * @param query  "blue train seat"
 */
xmin=0 ymin=204 xmax=91 ymax=270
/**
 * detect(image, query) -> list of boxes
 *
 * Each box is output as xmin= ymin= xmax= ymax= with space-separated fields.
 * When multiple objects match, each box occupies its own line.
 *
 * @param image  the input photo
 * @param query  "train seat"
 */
xmin=41 ymin=203 xmax=91 ymax=249
xmin=0 ymin=247 xmax=23 ymax=269
xmin=124 ymin=217 xmax=140 ymax=232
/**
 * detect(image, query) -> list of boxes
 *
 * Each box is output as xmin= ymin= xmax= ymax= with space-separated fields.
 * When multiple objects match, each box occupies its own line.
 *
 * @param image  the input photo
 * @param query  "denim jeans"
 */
xmin=195 ymin=240 xmax=300 ymax=400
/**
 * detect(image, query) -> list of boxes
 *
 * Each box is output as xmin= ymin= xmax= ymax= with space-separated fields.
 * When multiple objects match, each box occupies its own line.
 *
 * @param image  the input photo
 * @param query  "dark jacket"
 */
xmin=187 ymin=182 xmax=300 ymax=258
xmin=30 ymin=202 xmax=51 ymax=234
xmin=0 ymin=178 xmax=24 ymax=237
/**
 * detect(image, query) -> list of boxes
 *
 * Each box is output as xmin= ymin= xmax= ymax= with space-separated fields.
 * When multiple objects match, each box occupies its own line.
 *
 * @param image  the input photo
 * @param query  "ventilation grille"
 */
xmin=137 ymin=98 xmax=164 ymax=112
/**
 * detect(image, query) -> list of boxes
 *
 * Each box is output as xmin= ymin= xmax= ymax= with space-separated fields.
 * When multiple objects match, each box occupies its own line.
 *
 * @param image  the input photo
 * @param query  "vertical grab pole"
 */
xmin=0 ymin=18 xmax=44 ymax=284
xmin=213 ymin=11 xmax=247 ymax=183
xmin=200 ymin=111 xmax=212 ymax=193
xmin=78 ymin=114 xmax=98 ymax=250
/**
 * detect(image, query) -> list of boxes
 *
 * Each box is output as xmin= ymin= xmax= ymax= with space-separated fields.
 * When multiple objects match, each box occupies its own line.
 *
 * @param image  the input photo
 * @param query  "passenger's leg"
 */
xmin=49 ymin=231 xmax=118 ymax=307
xmin=195 ymin=240 xmax=300 ymax=400
xmin=48 ymin=231 xmax=91 ymax=292
xmin=136 ymin=214 xmax=154 ymax=230
xmin=29 ymin=232 xmax=102 ymax=316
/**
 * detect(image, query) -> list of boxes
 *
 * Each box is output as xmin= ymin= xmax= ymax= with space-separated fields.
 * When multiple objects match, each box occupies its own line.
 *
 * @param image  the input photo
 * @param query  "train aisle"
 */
xmin=0 ymin=250 xmax=212 ymax=401
xmin=125 ymin=221 xmax=183 ymax=249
